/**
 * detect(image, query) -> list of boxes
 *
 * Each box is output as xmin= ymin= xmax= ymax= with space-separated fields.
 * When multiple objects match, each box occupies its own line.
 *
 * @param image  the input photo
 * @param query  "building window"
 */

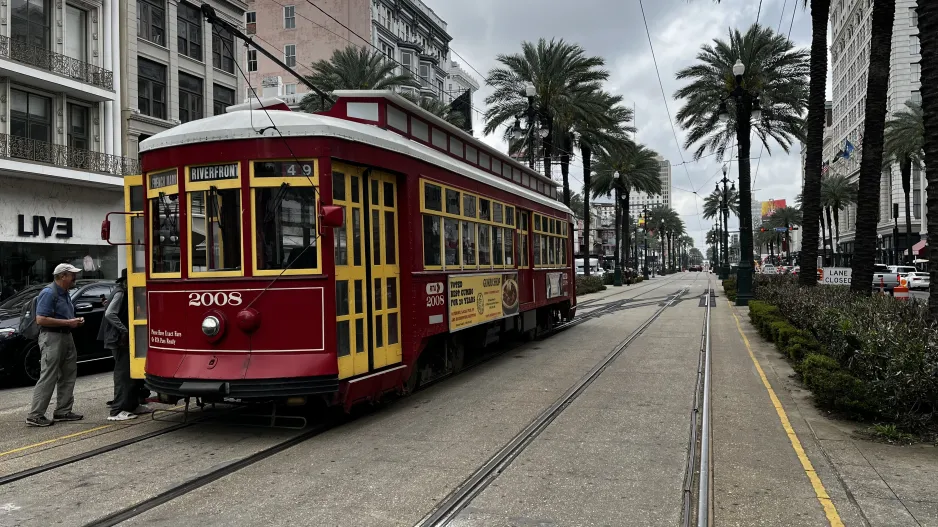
xmin=67 ymin=103 xmax=89 ymax=150
xmin=10 ymin=89 xmax=52 ymax=144
xmin=910 ymin=35 xmax=919 ymax=55
xmin=178 ymin=72 xmax=203 ymax=123
xmin=64 ymin=6 xmax=87 ymax=61
xmin=284 ymin=44 xmax=296 ymax=67
xmin=11 ymin=0 xmax=51 ymax=50
xmin=137 ymin=0 xmax=165 ymax=46
xmin=137 ymin=59 xmax=167 ymax=119
xmin=177 ymin=3 xmax=202 ymax=60
xmin=247 ymin=49 xmax=257 ymax=72
xmin=212 ymin=26 xmax=234 ymax=73
xmin=401 ymin=51 xmax=414 ymax=76
xmin=910 ymin=7 xmax=918 ymax=27
xmin=284 ymin=83 xmax=296 ymax=95
xmin=911 ymin=62 xmax=920 ymax=83
xmin=419 ymin=63 xmax=430 ymax=87
xmin=245 ymin=11 xmax=256 ymax=34
xmin=283 ymin=5 xmax=295 ymax=29
xmin=213 ymin=84 xmax=234 ymax=116
xmin=911 ymin=91 xmax=921 ymax=105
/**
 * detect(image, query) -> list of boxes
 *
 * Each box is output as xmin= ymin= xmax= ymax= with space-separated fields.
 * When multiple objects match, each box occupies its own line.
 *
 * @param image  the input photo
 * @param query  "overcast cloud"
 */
xmin=424 ymin=0 xmax=817 ymax=251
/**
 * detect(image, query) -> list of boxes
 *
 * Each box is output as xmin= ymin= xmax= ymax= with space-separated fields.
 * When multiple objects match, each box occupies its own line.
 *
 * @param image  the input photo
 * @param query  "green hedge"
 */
xmin=576 ymin=275 xmax=606 ymax=295
xmin=751 ymin=277 xmax=938 ymax=430
xmin=722 ymin=277 xmax=737 ymax=302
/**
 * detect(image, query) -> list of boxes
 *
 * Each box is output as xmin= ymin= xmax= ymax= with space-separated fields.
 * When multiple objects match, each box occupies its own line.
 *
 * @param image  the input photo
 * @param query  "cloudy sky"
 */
xmin=424 ymin=0 xmax=818 ymax=251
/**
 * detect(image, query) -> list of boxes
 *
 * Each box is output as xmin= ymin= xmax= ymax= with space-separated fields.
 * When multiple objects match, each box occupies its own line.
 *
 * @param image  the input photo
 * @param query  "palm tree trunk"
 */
xmin=900 ymin=157 xmax=913 ymax=264
xmin=542 ymin=115 xmax=553 ymax=180
xmin=825 ymin=207 xmax=834 ymax=266
xmin=560 ymin=135 xmax=571 ymax=206
xmin=819 ymin=216 xmax=827 ymax=266
xmin=850 ymin=0 xmax=896 ymax=294
xmin=800 ymin=0 xmax=832 ymax=285
xmin=918 ymin=1 xmax=938 ymax=318
xmin=582 ymin=144 xmax=592 ymax=276
xmin=736 ymin=98 xmax=754 ymax=297
xmin=833 ymin=208 xmax=842 ymax=266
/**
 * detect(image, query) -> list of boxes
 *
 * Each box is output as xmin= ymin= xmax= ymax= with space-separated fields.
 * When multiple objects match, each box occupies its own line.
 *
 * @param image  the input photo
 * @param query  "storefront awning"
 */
xmin=913 ymin=239 xmax=927 ymax=256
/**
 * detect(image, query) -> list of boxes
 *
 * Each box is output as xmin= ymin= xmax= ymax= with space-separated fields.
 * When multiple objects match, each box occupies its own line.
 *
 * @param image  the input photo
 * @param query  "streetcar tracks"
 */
xmin=415 ymin=275 xmax=699 ymax=526
xmin=682 ymin=276 xmax=713 ymax=527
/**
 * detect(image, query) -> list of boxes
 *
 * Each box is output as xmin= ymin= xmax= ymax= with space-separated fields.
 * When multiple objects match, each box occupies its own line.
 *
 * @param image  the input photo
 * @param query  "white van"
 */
xmin=575 ymin=258 xmax=604 ymax=278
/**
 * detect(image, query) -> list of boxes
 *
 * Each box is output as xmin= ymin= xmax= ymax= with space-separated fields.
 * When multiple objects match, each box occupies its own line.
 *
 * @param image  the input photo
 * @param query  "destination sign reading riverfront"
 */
xmin=190 ymin=164 xmax=239 ymax=182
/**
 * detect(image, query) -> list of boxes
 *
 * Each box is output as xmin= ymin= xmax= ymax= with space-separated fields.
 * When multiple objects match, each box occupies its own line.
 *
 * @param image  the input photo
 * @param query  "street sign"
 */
xmin=817 ymin=267 xmax=851 ymax=285
xmin=774 ymin=227 xmax=788 ymax=232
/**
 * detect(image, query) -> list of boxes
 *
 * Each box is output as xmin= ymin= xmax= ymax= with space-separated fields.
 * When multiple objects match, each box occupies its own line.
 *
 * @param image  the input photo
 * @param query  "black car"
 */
xmin=0 ymin=279 xmax=117 ymax=384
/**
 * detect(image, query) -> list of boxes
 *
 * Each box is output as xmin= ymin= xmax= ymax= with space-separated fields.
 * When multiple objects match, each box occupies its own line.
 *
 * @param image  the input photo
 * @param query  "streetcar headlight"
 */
xmin=201 ymin=316 xmax=221 ymax=337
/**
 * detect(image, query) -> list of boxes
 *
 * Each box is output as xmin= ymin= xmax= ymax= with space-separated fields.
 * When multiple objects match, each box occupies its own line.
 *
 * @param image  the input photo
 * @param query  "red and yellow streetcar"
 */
xmin=104 ymin=91 xmax=575 ymax=410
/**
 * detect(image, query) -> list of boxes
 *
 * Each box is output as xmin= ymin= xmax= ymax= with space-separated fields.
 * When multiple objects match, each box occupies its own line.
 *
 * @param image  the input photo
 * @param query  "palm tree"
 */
xmin=400 ymin=92 xmax=466 ymax=128
xmin=850 ymin=0 xmax=898 ymax=294
xmin=591 ymin=142 xmax=662 ymax=273
xmin=819 ymin=174 xmax=859 ymax=264
xmin=674 ymin=23 xmax=808 ymax=292
xmin=483 ymin=38 xmax=609 ymax=201
xmin=883 ymin=101 xmax=924 ymax=264
xmin=647 ymin=206 xmax=679 ymax=273
xmin=702 ymin=186 xmax=739 ymax=220
xmin=298 ymin=46 xmax=419 ymax=113
xmin=767 ymin=206 xmax=803 ymax=264
xmin=917 ymin=2 xmax=937 ymax=318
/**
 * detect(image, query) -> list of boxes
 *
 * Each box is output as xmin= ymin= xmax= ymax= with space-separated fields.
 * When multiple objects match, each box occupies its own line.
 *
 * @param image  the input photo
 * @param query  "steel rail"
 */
xmin=682 ymin=277 xmax=711 ymax=526
xmin=415 ymin=277 xmax=696 ymax=526
xmin=697 ymin=275 xmax=714 ymax=527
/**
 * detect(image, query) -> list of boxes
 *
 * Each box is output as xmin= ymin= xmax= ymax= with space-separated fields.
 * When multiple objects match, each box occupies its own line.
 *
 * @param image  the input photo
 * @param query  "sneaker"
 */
xmin=132 ymin=404 xmax=153 ymax=414
xmin=52 ymin=412 xmax=84 ymax=422
xmin=26 ymin=416 xmax=53 ymax=427
xmin=107 ymin=411 xmax=138 ymax=421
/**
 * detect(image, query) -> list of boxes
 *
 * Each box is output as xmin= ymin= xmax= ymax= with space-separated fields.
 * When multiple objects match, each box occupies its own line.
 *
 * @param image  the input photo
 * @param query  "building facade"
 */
xmin=827 ymin=0 xmax=925 ymax=262
xmin=627 ymin=155 xmax=672 ymax=219
xmin=121 ymin=0 xmax=247 ymax=159
xmin=0 ymin=0 xmax=137 ymax=295
xmin=242 ymin=0 xmax=477 ymax=116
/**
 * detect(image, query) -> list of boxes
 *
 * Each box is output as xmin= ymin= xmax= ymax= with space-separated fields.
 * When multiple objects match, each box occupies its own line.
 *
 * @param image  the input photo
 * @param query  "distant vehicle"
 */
xmin=872 ymin=264 xmax=917 ymax=292
xmin=905 ymin=272 xmax=930 ymax=291
xmin=575 ymin=258 xmax=605 ymax=278
xmin=0 ymin=279 xmax=117 ymax=384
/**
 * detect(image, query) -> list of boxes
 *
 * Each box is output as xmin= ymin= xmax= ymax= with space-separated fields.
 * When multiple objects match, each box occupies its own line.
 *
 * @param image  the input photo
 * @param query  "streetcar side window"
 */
xmin=423 ymin=215 xmax=441 ymax=267
xmin=255 ymin=187 xmax=318 ymax=271
xmin=190 ymin=187 xmax=242 ymax=273
xmin=424 ymin=183 xmax=442 ymax=211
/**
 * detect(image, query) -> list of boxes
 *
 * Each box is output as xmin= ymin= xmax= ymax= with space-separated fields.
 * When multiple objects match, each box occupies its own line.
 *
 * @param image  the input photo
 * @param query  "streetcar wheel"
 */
xmin=18 ymin=342 xmax=41 ymax=384
xmin=404 ymin=364 xmax=421 ymax=394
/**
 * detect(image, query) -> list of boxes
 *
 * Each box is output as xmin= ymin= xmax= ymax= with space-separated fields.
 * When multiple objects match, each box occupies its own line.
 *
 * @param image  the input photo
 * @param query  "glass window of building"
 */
xmin=137 ymin=0 xmax=165 ymax=46
xmin=11 ymin=0 xmax=51 ymax=50
xmin=64 ymin=6 xmax=86 ymax=61
xmin=284 ymin=44 xmax=296 ymax=67
xmin=213 ymin=84 xmax=235 ymax=116
xmin=10 ymin=89 xmax=52 ymax=149
xmin=138 ymin=59 xmax=167 ymax=119
xmin=212 ymin=26 xmax=234 ymax=73
xmin=177 ymin=3 xmax=202 ymax=61
xmin=283 ymin=5 xmax=295 ymax=28
xmin=178 ymin=72 xmax=203 ymax=123
xmin=247 ymin=49 xmax=257 ymax=72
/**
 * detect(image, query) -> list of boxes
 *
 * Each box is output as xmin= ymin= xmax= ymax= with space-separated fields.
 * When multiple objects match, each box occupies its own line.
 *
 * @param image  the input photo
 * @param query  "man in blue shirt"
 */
xmin=26 ymin=263 xmax=85 ymax=427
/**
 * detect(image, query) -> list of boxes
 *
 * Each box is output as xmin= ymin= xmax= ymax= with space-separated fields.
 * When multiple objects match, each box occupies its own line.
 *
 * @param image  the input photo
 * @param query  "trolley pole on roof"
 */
xmin=199 ymin=3 xmax=333 ymax=106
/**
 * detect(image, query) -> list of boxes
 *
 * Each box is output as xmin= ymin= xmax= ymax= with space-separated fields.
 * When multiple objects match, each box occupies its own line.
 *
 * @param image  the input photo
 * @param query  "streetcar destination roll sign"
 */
xmin=189 ymin=163 xmax=239 ymax=182
xmin=448 ymin=272 xmax=519 ymax=331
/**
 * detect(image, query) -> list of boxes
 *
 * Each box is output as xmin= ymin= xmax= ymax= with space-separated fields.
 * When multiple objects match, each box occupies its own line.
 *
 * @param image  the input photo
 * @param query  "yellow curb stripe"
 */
xmin=0 ymin=425 xmax=112 ymax=458
xmin=728 ymin=301 xmax=844 ymax=527
xmin=0 ymin=404 xmax=186 ymax=459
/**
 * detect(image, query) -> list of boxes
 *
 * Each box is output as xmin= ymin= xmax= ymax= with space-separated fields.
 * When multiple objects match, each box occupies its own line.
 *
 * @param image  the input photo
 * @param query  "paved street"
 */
xmin=1 ymin=274 xmax=935 ymax=527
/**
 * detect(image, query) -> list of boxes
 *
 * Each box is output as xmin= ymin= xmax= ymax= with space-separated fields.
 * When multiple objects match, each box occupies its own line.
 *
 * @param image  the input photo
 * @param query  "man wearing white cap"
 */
xmin=26 ymin=263 xmax=85 ymax=427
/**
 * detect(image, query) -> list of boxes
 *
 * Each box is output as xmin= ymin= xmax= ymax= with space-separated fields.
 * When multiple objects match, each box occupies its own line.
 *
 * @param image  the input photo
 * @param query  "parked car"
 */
xmin=905 ymin=272 xmax=930 ymax=291
xmin=872 ymin=264 xmax=917 ymax=292
xmin=0 ymin=279 xmax=117 ymax=384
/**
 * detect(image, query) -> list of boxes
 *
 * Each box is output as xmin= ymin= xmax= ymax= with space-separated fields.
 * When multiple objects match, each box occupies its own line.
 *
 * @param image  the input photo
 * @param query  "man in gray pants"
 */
xmin=26 ymin=263 xmax=85 ymax=427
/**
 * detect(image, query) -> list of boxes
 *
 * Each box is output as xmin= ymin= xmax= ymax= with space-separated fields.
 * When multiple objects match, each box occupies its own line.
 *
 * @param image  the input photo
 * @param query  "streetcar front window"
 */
xmin=150 ymin=194 xmax=181 ymax=274
xmin=255 ymin=186 xmax=318 ymax=271
xmin=190 ymin=188 xmax=242 ymax=272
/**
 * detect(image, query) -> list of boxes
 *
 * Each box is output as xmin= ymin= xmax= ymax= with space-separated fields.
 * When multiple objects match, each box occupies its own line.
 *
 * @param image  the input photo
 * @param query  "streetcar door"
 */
xmin=332 ymin=165 xmax=370 ymax=379
xmin=124 ymin=176 xmax=148 ymax=379
xmin=367 ymin=171 xmax=402 ymax=369
xmin=517 ymin=209 xmax=534 ymax=307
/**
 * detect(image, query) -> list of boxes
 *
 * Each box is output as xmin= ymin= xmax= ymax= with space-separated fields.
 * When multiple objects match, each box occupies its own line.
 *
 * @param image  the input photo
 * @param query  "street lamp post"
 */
xmin=511 ymin=83 xmax=548 ymax=170
xmin=718 ymin=59 xmax=761 ymax=306
xmin=613 ymin=171 xmax=622 ymax=286
xmin=892 ymin=203 xmax=900 ymax=266
xmin=642 ymin=207 xmax=649 ymax=280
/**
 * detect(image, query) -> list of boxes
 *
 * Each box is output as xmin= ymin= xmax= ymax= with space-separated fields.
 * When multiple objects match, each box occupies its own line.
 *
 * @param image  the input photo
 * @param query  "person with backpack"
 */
xmin=97 ymin=269 xmax=148 ymax=421
xmin=25 ymin=263 xmax=85 ymax=427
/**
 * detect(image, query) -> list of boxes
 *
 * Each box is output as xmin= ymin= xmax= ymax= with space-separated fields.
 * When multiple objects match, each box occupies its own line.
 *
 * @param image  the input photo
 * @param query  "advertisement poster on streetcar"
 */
xmin=546 ymin=272 xmax=568 ymax=299
xmin=448 ymin=272 xmax=520 ymax=331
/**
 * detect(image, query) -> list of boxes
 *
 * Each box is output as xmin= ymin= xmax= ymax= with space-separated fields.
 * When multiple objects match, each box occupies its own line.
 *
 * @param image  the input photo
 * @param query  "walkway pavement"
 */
xmin=712 ymin=283 xmax=938 ymax=527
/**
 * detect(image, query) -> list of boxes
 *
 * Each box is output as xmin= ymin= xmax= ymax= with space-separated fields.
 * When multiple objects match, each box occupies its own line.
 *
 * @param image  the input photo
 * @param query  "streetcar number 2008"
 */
xmin=188 ymin=292 xmax=243 ymax=307
xmin=426 ymin=294 xmax=445 ymax=308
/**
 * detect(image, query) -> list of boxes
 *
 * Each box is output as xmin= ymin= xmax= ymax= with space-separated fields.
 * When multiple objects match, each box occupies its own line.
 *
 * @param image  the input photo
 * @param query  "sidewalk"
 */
xmin=712 ymin=284 xmax=938 ymax=526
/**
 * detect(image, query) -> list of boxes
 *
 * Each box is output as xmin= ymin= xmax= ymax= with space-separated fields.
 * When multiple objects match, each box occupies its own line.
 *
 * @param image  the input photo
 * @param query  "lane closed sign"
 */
xmin=817 ymin=267 xmax=852 ymax=285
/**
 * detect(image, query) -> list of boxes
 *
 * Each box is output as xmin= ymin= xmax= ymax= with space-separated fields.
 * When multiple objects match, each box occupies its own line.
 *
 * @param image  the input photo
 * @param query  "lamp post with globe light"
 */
xmin=612 ymin=171 xmax=622 ymax=286
xmin=511 ymin=83 xmax=549 ymax=170
xmin=717 ymin=59 xmax=761 ymax=306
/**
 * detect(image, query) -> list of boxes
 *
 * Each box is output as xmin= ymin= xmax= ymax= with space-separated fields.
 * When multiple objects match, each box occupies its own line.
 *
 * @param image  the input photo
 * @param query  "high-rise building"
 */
xmin=628 ymin=156 xmax=672 ymax=219
xmin=244 ymin=0 xmax=477 ymax=118
xmin=826 ymin=0 xmax=925 ymax=263
xmin=120 ymin=0 xmax=247 ymax=159
xmin=0 ymin=0 xmax=138 ymax=291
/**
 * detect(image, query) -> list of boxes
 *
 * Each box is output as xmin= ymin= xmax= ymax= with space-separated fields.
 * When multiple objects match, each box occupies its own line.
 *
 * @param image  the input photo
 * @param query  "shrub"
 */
xmin=723 ymin=277 xmax=738 ymax=302
xmin=753 ymin=277 xmax=938 ymax=431
xmin=576 ymin=275 xmax=606 ymax=295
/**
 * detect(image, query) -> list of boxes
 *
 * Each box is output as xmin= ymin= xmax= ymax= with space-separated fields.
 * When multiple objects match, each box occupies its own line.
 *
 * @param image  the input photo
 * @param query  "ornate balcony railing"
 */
xmin=0 ymin=35 xmax=114 ymax=91
xmin=0 ymin=133 xmax=140 ymax=176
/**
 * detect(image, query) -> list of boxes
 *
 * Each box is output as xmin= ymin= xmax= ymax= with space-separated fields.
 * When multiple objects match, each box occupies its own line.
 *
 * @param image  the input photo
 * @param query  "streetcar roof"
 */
xmin=139 ymin=108 xmax=574 ymax=217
